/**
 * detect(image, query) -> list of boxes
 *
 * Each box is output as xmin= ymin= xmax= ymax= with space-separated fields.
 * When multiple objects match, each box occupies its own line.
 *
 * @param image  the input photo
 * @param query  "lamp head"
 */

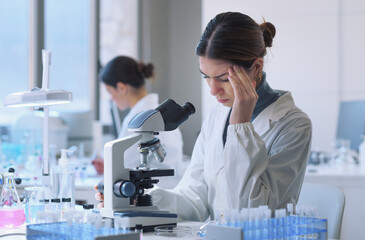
xmin=3 ymin=87 xmax=72 ymax=108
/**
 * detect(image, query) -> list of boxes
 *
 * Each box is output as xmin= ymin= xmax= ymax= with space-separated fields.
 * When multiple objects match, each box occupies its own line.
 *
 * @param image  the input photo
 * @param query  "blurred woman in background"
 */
xmin=92 ymin=56 xmax=184 ymax=189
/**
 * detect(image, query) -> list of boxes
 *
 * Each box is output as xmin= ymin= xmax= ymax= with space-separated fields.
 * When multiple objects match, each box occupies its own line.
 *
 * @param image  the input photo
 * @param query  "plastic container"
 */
xmin=52 ymin=149 xmax=75 ymax=207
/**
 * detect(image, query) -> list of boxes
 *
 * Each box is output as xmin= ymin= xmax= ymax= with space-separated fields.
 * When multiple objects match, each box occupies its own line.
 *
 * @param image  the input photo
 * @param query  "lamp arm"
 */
xmin=43 ymin=106 xmax=49 ymax=177
xmin=41 ymin=50 xmax=51 ymax=90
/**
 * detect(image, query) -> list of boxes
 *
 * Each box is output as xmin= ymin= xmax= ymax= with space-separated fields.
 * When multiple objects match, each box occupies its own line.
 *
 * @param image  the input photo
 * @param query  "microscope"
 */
xmin=99 ymin=99 xmax=195 ymax=230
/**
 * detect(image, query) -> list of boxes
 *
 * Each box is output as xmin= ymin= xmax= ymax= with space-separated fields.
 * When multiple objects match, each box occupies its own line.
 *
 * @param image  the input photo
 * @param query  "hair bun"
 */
xmin=139 ymin=62 xmax=155 ymax=79
xmin=260 ymin=21 xmax=276 ymax=48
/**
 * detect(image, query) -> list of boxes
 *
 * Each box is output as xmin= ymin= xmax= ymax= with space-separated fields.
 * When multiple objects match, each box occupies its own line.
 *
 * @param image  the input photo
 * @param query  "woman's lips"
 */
xmin=217 ymin=98 xmax=229 ymax=103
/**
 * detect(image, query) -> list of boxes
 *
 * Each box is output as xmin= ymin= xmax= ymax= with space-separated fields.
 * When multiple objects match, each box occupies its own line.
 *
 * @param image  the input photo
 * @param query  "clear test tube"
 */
xmin=50 ymin=198 xmax=61 ymax=211
xmin=61 ymin=197 xmax=71 ymax=221
xmin=40 ymin=199 xmax=50 ymax=211
xmin=82 ymin=203 xmax=94 ymax=223
xmin=62 ymin=198 xmax=72 ymax=211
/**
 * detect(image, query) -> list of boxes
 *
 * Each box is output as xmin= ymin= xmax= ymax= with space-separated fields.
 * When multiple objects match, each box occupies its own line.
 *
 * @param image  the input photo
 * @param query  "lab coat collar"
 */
xmin=252 ymin=91 xmax=294 ymax=136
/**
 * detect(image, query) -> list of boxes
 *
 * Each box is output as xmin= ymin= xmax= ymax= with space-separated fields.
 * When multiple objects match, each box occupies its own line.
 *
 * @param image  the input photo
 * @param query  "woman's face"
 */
xmin=199 ymin=57 xmax=254 ymax=108
xmin=199 ymin=57 xmax=233 ymax=107
xmin=105 ymin=83 xmax=129 ymax=111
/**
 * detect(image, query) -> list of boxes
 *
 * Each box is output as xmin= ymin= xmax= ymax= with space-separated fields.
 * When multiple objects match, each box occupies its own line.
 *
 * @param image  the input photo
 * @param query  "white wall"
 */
xmin=342 ymin=0 xmax=365 ymax=101
xmin=202 ymin=0 xmax=365 ymax=151
xmin=140 ymin=0 xmax=202 ymax=156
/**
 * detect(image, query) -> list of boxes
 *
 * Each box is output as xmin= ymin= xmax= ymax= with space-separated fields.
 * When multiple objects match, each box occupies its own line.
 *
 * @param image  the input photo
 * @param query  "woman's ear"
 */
xmin=116 ymin=82 xmax=128 ymax=94
xmin=252 ymin=58 xmax=264 ymax=75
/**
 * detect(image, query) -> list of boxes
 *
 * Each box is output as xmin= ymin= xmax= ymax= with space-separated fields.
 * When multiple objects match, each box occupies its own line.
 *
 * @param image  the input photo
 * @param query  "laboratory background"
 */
xmin=0 ymin=0 xmax=365 ymax=239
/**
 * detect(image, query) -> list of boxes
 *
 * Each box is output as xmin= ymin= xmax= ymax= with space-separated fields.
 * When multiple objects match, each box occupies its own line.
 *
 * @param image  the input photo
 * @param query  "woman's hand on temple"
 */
xmin=228 ymin=65 xmax=258 ymax=124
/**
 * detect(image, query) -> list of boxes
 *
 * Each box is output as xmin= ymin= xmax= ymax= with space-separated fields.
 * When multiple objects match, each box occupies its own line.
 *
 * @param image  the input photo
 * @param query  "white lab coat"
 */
xmin=119 ymin=93 xmax=184 ymax=189
xmin=149 ymin=91 xmax=312 ymax=221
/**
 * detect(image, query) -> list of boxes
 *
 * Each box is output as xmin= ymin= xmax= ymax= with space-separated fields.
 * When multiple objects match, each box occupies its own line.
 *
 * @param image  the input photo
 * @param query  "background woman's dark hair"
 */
xmin=196 ymin=12 xmax=276 ymax=69
xmin=99 ymin=56 xmax=154 ymax=88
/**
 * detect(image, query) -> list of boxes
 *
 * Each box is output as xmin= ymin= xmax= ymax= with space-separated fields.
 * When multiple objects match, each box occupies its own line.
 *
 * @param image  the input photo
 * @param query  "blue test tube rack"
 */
xmin=206 ymin=215 xmax=327 ymax=240
xmin=26 ymin=221 xmax=140 ymax=240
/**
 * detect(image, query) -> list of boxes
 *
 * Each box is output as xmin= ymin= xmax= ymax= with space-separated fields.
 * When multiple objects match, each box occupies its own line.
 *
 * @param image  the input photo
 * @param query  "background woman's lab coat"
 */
xmin=149 ymin=91 xmax=312 ymax=221
xmin=120 ymin=93 xmax=184 ymax=189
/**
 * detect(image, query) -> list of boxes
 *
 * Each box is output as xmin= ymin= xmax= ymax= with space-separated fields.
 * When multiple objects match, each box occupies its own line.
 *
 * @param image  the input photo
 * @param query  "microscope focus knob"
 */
xmin=113 ymin=180 xmax=136 ymax=198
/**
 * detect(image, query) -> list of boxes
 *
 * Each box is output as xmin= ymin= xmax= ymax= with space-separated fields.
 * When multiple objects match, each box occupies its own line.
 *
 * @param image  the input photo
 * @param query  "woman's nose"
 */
xmin=210 ymin=79 xmax=222 ymax=96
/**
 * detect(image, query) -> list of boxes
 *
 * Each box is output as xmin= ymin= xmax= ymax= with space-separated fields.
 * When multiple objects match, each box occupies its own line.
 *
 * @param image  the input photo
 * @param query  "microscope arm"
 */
xmin=102 ymin=133 xmax=142 ymax=217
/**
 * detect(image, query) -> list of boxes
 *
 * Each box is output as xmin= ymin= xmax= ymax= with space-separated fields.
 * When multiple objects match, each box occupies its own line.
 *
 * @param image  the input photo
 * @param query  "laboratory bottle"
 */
xmin=0 ymin=172 xmax=26 ymax=228
xmin=359 ymin=135 xmax=365 ymax=170
xmin=52 ymin=149 xmax=75 ymax=207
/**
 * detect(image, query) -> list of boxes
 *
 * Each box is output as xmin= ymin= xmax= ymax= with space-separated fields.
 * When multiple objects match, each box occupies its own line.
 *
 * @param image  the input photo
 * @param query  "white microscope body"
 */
xmin=99 ymin=99 xmax=195 ymax=230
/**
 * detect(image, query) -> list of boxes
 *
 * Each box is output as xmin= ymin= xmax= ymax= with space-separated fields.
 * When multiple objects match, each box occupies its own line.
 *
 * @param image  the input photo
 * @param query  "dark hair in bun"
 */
xmin=260 ymin=21 xmax=276 ymax=48
xmin=196 ymin=12 xmax=276 ymax=69
xmin=99 ymin=56 xmax=155 ymax=88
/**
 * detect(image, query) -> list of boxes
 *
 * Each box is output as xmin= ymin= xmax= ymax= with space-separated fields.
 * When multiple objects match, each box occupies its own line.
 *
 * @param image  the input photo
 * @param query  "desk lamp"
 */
xmin=3 ymin=49 xmax=72 ymax=187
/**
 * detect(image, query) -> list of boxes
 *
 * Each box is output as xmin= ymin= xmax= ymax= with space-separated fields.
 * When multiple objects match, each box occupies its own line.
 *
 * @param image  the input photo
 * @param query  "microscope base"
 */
xmin=114 ymin=211 xmax=178 ymax=232
xmin=99 ymin=208 xmax=178 ymax=232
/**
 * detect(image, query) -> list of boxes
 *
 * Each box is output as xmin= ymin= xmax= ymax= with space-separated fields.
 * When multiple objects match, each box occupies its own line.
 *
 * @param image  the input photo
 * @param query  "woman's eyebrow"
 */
xmin=199 ymin=70 xmax=229 ymax=78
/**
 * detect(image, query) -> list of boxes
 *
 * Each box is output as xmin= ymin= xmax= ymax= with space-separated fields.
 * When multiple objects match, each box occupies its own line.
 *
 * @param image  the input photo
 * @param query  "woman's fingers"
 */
xmin=97 ymin=202 xmax=104 ymax=209
xmin=228 ymin=65 xmax=258 ymax=124
xmin=231 ymin=65 xmax=256 ymax=96
xmin=94 ymin=184 xmax=104 ymax=208
xmin=95 ymin=192 xmax=104 ymax=201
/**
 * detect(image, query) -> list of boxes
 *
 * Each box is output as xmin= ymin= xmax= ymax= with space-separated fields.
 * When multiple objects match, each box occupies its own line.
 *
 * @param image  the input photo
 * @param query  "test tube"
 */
xmin=50 ymin=198 xmax=61 ymax=221
xmin=82 ymin=203 xmax=94 ymax=223
xmin=40 ymin=199 xmax=50 ymax=211
xmin=50 ymin=198 xmax=61 ymax=211
xmin=62 ymin=198 xmax=72 ymax=211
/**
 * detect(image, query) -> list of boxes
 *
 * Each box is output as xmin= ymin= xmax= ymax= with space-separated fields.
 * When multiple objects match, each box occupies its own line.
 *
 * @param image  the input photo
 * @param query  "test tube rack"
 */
xmin=26 ymin=222 xmax=140 ymax=240
xmin=206 ymin=215 xmax=328 ymax=240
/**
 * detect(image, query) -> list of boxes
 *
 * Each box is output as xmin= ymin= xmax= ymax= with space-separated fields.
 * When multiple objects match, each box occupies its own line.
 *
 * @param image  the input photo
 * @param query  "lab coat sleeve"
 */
xmin=149 ymin=125 xmax=210 ymax=222
xmin=224 ymin=115 xmax=311 ymax=211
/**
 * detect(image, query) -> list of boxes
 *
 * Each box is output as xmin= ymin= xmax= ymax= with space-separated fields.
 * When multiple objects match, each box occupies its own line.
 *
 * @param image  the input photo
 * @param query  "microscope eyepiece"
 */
xmin=182 ymin=102 xmax=195 ymax=116
xmin=156 ymin=99 xmax=196 ymax=131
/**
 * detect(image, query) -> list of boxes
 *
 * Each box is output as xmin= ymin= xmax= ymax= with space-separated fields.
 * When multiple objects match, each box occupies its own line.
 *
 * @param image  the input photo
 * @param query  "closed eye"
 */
xmin=219 ymin=78 xmax=229 ymax=82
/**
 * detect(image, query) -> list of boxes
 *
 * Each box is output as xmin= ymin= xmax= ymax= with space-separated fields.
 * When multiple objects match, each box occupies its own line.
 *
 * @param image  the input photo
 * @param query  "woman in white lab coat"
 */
xmin=93 ymin=56 xmax=183 ymax=188
xmin=147 ymin=12 xmax=312 ymax=221
xmin=96 ymin=12 xmax=312 ymax=220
